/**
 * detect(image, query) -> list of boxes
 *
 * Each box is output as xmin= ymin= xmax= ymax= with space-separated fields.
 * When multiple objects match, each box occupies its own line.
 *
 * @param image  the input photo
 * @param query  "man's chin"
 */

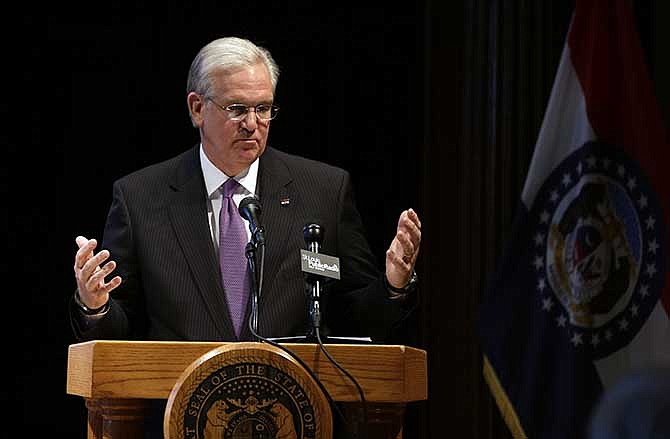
xmin=238 ymin=146 xmax=264 ymax=162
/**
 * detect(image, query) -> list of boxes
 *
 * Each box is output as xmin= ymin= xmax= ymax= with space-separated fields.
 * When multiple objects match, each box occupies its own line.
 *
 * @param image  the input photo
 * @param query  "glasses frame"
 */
xmin=206 ymin=97 xmax=279 ymax=122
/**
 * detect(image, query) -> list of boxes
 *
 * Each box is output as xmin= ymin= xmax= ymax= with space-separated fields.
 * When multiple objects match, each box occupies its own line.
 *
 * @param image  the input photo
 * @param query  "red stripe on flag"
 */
xmin=568 ymin=0 xmax=670 ymax=314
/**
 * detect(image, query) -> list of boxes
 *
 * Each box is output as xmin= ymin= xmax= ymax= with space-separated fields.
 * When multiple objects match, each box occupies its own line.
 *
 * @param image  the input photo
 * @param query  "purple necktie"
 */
xmin=219 ymin=178 xmax=249 ymax=338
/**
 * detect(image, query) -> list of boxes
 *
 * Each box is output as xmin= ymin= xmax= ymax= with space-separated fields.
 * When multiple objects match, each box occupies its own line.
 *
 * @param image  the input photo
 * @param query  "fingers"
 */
xmin=74 ymin=237 xmax=113 ymax=277
xmin=91 ymin=274 xmax=123 ymax=296
xmin=396 ymin=230 xmax=418 ymax=264
xmin=74 ymin=236 xmax=97 ymax=271
xmin=387 ymin=230 xmax=417 ymax=268
xmin=385 ymin=208 xmax=422 ymax=288
xmin=397 ymin=208 xmax=421 ymax=258
xmin=398 ymin=208 xmax=422 ymax=230
xmin=86 ymin=259 xmax=116 ymax=290
xmin=407 ymin=207 xmax=422 ymax=228
xmin=75 ymin=235 xmax=89 ymax=248
xmin=386 ymin=246 xmax=412 ymax=271
xmin=73 ymin=236 xmax=122 ymax=305
xmin=85 ymin=249 xmax=111 ymax=275
xmin=385 ymin=243 xmax=413 ymax=289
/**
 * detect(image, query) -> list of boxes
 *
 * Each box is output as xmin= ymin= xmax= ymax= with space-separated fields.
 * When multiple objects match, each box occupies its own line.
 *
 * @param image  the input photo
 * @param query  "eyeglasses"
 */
xmin=207 ymin=98 xmax=279 ymax=121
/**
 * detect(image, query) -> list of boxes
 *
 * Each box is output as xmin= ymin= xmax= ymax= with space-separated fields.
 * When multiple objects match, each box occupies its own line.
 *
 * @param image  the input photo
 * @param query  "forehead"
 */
xmin=210 ymin=63 xmax=274 ymax=102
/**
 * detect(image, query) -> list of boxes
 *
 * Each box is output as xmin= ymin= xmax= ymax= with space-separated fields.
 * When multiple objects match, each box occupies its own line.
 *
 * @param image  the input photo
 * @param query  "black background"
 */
xmin=14 ymin=4 xmax=423 ymax=436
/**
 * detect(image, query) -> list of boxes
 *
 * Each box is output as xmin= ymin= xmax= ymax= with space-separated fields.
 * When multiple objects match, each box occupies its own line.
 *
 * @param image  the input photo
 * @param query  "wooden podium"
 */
xmin=66 ymin=340 xmax=427 ymax=439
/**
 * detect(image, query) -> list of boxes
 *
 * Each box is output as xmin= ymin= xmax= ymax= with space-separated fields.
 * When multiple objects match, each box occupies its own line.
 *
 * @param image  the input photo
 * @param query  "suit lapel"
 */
xmin=167 ymin=147 xmax=235 ymax=339
xmin=258 ymin=147 xmax=295 ymax=289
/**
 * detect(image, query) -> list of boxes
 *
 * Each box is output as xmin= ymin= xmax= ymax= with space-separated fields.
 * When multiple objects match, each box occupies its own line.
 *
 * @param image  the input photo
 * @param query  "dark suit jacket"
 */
xmin=71 ymin=145 xmax=415 ymax=344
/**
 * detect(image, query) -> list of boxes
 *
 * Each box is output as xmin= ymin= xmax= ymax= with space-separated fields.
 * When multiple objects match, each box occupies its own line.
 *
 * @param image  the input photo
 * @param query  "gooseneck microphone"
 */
xmin=238 ymin=195 xmax=265 ymax=245
xmin=238 ymin=195 xmax=265 ymax=339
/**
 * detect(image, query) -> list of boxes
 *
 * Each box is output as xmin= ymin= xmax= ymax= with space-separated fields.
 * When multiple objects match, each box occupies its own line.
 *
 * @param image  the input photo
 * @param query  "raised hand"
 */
xmin=385 ymin=208 xmax=421 ymax=289
xmin=73 ymin=236 xmax=122 ymax=309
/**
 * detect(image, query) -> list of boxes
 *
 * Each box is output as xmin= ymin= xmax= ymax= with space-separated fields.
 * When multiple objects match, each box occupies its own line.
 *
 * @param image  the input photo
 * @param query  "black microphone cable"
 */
xmin=247 ymin=307 xmax=359 ymax=438
xmin=245 ymin=239 xmax=264 ymax=339
xmin=240 ymin=214 xmax=359 ymax=438
xmin=314 ymin=325 xmax=369 ymax=439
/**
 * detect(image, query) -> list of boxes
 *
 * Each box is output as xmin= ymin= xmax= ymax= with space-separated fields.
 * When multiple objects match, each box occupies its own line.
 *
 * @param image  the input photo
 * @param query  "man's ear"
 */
xmin=187 ymin=92 xmax=205 ymax=127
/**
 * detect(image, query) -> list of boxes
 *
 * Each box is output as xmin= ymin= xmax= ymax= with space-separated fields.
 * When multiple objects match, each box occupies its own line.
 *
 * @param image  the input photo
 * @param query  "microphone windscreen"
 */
xmin=239 ymin=195 xmax=262 ymax=217
xmin=303 ymin=222 xmax=324 ymax=246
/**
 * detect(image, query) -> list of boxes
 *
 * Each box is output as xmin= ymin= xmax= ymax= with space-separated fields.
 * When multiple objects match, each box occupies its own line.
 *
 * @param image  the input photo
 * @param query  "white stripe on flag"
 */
xmin=521 ymin=42 xmax=595 ymax=208
xmin=595 ymin=302 xmax=670 ymax=388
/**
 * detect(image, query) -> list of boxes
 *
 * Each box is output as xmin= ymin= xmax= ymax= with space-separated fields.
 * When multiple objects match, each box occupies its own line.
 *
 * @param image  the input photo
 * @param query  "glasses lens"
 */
xmin=256 ymin=105 xmax=272 ymax=120
xmin=218 ymin=102 xmax=278 ymax=121
xmin=227 ymin=104 xmax=248 ymax=119
xmin=263 ymin=105 xmax=279 ymax=120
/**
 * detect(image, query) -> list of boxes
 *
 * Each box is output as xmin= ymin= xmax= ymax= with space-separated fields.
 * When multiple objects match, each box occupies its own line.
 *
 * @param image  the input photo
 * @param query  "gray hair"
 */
xmin=186 ymin=36 xmax=280 ymax=98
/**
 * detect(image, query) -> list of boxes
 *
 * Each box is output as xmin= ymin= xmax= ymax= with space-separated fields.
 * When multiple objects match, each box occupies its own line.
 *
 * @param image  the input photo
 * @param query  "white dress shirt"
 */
xmin=199 ymin=144 xmax=259 ymax=251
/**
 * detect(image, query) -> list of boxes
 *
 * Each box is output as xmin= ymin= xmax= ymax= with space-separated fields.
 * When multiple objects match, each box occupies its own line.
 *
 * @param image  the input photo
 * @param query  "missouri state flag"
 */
xmin=479 ymin=1 xmax=670 ymax=438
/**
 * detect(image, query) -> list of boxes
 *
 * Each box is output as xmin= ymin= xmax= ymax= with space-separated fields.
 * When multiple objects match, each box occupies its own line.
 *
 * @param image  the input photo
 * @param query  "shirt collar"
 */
xmin=199 ymin=144 xmax=259 ymax=198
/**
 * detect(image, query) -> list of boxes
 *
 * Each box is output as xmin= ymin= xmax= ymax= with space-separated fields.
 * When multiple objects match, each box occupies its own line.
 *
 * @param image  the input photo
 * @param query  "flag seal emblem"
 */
xmin=532 ymin=141 xmax=665 ymax=359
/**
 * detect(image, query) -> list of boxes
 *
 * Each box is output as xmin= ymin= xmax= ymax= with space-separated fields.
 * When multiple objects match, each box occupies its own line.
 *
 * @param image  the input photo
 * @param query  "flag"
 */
xmin=479 ymin=1 xmax=670 ymax=438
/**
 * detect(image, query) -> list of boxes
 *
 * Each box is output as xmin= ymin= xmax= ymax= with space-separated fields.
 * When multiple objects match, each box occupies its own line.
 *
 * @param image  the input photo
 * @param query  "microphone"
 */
xmin=238 ymin=195 xmax=265 ymax=245
xmin=300 ymin=222 xmax=340 ymax=281
xmin=302 ymin=222 xmax=325 ymax=337
xmin=303 ymin=222 xmax=324 ymax=253
xmin=301 ymin=223 xmax=369 ymax=431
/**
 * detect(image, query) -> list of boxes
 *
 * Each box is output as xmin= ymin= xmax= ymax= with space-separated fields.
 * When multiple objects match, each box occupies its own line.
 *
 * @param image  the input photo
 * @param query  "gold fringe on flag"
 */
xmin=482 ymin=355 xmax=528 ymax=439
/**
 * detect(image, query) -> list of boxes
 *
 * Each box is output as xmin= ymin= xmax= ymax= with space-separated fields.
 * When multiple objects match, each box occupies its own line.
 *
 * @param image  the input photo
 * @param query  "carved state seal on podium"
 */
xmin=164 ymin=342 xmax=332 ymax=439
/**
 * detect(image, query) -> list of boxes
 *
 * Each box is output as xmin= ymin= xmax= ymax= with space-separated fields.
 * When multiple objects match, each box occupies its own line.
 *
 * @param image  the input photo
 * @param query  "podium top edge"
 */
xmin=68 ymin=340 xmax=426 ymax=354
